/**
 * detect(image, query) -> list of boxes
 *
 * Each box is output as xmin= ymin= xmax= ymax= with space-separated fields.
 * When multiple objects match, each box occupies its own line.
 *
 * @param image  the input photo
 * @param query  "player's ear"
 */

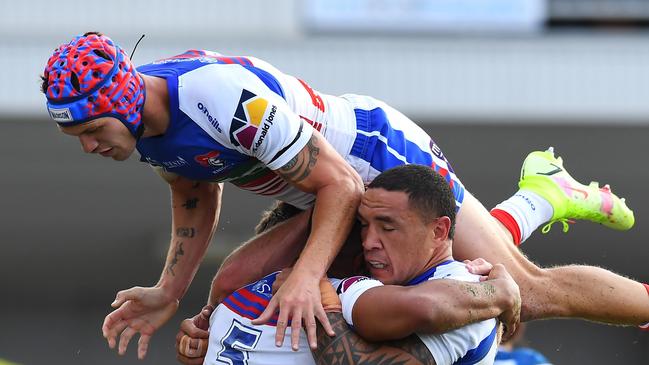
xmin=430 ymin=216 xmax=451 ymax=242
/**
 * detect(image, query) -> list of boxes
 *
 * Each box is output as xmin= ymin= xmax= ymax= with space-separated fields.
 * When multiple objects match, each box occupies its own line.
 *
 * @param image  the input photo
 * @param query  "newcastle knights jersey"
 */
xmin=136 ymin=50 xmax=465 ymax=209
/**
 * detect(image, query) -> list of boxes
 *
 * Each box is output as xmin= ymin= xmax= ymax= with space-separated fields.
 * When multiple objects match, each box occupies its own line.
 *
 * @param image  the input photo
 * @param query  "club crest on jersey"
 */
xmin=229 ymin=89 xmax=275 ymax=151
xmin=337 ymin=276 xmax=370 ymax=294
xmin=195 ymin=151 xmax=224 ymax=168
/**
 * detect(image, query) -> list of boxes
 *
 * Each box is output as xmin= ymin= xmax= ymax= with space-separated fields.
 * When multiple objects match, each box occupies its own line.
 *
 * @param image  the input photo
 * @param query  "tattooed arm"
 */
xmin=313 ymin=312 xmax=436 ymax=365
xmin=101 ymin=175 xmax=222 ymax=359
xmin=349 ymin=268 xmax=520 ymax=342
xmin=158 ymin=176 xmax=223 ymax=299
xmin=253 ymin=130 xmax=365 ymax=350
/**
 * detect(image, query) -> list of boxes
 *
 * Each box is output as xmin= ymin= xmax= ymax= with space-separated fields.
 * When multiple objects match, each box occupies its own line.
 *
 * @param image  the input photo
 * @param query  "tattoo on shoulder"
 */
xmin=166 ymin=242 xmax=185 ymax=276
xmin=182 ymin=198 xmax=199 ymax=209
xmin=278 ymin=133 xmax=320 ymax=183
xmin=313 ymin=312 xmax=435 ymax=365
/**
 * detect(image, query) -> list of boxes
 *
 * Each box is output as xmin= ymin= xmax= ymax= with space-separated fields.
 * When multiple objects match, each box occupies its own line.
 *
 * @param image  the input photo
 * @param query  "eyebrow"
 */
xmin=374 ymin=215 xmax=395 ymax=224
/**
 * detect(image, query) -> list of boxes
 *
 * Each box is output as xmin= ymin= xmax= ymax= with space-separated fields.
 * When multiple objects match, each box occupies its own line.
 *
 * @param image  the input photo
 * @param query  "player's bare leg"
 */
xmin=453 ymin=191 xmax=649 ymax=324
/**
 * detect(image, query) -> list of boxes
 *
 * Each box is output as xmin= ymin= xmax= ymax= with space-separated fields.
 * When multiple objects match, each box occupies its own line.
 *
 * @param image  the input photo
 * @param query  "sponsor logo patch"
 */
xmin=48 ymin=107 xmax=73 ymax=122
xmin=229 ymin=89 xmax=274 ymax=151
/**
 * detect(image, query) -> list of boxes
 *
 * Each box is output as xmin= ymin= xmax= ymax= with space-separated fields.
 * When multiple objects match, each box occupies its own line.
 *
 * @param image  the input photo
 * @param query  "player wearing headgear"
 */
xmin=41 ymin=32 xmax=649 ymax=360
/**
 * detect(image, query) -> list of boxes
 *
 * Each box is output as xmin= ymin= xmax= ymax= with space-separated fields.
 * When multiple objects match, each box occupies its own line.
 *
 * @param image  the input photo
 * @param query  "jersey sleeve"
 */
xmin=177 ymin=62 xmax=314 ymax=171
xmin=335 ymin=276 xmax=383 ymax=327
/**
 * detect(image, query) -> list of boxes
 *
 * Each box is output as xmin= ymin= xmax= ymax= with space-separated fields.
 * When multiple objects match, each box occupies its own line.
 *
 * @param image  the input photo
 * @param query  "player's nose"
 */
xmin=361 ymin=226 xmax=382 ymax=251
xmin=79 ymin=134 xmax=99 ymax=153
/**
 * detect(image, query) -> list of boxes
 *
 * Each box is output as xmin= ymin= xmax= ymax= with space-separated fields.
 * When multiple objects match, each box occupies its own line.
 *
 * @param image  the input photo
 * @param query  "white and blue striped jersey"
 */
xmin=204 ymin=272 xmax=315 ymax=365
xmin=136 ymin=50 xmax=465 ymax=209
xmin=337 ymin=260 xmax=500 ymax=365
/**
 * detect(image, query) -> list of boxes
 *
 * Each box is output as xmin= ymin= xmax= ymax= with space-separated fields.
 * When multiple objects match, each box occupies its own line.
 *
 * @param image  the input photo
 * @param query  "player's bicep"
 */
xmin=351 ymin=285 xmax=427 ymax=342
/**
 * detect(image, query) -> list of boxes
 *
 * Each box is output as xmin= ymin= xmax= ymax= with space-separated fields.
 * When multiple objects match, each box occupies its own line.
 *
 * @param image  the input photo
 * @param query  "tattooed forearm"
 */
xmin=166 ymin=242 xmax=185 ymax=276
xmin=278 ymin=134 xmax=320 ymax=183
xmin=176 ymin=227 xmax=196 ymax=238
xmin=182 ymin=198 xmax=199 ymax=209
xmin=463 ymin=282 xmax=497 ymax=298
xmin=313 ymin=312 xmax=435 ymax=365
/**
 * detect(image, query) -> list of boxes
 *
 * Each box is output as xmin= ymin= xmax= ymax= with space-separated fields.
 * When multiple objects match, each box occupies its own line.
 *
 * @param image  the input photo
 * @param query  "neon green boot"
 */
xmin=519 ymin=147 xmax=634 ymax=233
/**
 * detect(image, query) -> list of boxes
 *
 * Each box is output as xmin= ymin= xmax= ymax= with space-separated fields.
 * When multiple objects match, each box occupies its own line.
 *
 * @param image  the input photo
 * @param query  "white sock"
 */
xmin=493 ymin=190 xmax=554 ymax=244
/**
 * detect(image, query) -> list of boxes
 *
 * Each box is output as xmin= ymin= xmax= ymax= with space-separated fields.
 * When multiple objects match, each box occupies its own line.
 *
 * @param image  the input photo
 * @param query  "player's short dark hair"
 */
xmin=368 ymin=164 xmax=456 ymax=239
xmin=255 ymin=201 xmax=304 ymax=234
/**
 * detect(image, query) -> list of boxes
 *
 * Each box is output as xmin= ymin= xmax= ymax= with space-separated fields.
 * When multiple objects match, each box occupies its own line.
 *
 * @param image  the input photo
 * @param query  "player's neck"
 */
xmin=140 ymin=74 xmax=170 ymax=137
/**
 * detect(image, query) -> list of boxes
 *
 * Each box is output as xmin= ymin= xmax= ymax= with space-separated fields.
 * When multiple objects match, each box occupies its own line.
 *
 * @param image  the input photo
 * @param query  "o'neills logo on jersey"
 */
xmin=195 ymin=151 xmax=224 ymax=168
xmin=229 ymin=89 xmax=273 ymax=151
xmin=48 ymin=107 xmax=73 ymax=122
xmin=197 ymin=102 xmax=222 ymax=133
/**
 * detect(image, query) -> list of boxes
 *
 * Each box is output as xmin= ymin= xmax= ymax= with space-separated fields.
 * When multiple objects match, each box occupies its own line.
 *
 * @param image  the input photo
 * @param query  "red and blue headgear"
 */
xmin=43 ymin=33 xmax=146 ymax=138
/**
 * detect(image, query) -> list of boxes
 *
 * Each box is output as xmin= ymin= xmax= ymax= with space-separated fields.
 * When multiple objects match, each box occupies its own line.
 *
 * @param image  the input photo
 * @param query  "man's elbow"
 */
xmin=334 ymin=169 xmax=364 ymax=202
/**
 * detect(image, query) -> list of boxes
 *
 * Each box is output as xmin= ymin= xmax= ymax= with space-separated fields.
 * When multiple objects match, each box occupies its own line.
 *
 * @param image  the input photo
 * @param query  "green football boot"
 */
xmin=519 ymin=147 xmax=634 ymax=233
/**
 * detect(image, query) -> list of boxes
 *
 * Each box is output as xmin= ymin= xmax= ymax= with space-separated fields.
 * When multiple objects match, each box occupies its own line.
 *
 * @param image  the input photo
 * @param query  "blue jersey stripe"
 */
xmin=407 ymin=260 xmax=455 ymax=286
xmin=243 ymin=66 xmax=285 ymax=100
xmin=454 ymin=324 xmax=499 ymax=365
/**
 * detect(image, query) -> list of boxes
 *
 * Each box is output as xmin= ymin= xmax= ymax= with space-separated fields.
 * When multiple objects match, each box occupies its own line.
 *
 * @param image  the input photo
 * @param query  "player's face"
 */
xmin=358 ymin=188 xmax=437 ymax=285
xmin=59 ymin=117 xmax=136 ymax=161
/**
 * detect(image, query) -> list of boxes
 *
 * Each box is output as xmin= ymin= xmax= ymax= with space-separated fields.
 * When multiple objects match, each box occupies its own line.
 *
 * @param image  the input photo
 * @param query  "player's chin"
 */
xmin=111 ymin=149 xmax=133 ymax=161
xmin=369 ymin=267 xmax=393 ymax=284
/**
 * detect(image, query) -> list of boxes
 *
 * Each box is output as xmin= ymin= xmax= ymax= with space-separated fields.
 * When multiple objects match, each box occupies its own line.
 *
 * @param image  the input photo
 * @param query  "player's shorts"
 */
xmin=341 ymin=94 xmax=466 ymax=211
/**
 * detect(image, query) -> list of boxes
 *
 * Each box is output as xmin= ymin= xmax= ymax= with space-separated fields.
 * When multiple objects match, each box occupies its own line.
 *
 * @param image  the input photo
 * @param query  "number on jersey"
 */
xmin=216 ymin=319 xmax=262 ymax=365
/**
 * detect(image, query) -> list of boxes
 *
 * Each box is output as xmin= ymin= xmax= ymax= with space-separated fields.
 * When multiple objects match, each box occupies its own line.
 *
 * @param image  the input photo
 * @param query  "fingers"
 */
xmin=103 ymin=318 xmax=128 ymax=349
xmin=303 ymin=307 xmax=318 ymax=350
xmin=179 ymin=335 xmax=208 ymax=358
xmin=138 ymin=334 xmax=151 ymax=360
xmin=464 ymin=258 xmax=493 ymax=275
xmin=315 ymin=304 xmax=335 ymax=337
xmin=274 ymin=306 xmax=289 ymax=348
xmin=251 ymin=297 xmax=278 ymax=326
xmin=290 ymin=307 xmax=303 ymax=351
xmin=181 ymin=318 xmax=210 ymax=338
xmin=177 ymin=352 xmax=206 ymax=365
xmin=112 ymin=287 xmax=142 ymax=308
xmin=193 ymin=308 xmax=212 ymax=332
xmin=118 ymin=327 xmax=137 ymax=355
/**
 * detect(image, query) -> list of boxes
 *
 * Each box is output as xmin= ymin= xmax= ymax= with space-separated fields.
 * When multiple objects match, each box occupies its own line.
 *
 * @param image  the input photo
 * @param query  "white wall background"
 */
xmin=3 ymin=0 xmax=649 ymax=123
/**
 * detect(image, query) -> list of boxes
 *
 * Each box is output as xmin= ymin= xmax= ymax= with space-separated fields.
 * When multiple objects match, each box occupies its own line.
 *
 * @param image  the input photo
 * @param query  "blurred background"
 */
xmin=1 ymin=0 xmax=648 ymax=363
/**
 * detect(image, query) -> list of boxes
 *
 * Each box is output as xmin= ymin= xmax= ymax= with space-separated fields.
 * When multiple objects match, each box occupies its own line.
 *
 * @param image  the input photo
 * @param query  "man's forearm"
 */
xmin=207 ymin=209 xmax=312 ymax=306
xmin=292 ymin=182 xmax=361 ymax=279
xmin=158 ymin=181 xmax=222 ymax=300
xmin=313 ymin=312 xmax=435 ymax=365
xmin=352 ymin=279 xmax=513 ymax=341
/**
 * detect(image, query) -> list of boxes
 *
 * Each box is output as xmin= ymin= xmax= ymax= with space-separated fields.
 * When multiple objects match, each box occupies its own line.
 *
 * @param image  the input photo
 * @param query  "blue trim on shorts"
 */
xmin=350 ymin=107 xmax=466 ymax=210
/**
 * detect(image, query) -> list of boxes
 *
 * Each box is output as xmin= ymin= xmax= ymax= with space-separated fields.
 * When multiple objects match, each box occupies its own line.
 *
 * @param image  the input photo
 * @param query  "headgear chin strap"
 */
xmin=44 ymin=33 xmax=146 ymax=138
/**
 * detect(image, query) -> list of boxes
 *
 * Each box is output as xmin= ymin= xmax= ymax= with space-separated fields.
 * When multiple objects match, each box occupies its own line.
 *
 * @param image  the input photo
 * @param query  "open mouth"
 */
xmin=367 ymin=260 xmax=387 ymax=270
xmin=99 ymin=147 xmax=113 ymax=156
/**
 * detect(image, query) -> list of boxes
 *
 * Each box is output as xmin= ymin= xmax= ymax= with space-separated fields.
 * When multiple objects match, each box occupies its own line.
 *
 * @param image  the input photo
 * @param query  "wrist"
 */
xmin=156 ymin=281 xmax=185 ymax=301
